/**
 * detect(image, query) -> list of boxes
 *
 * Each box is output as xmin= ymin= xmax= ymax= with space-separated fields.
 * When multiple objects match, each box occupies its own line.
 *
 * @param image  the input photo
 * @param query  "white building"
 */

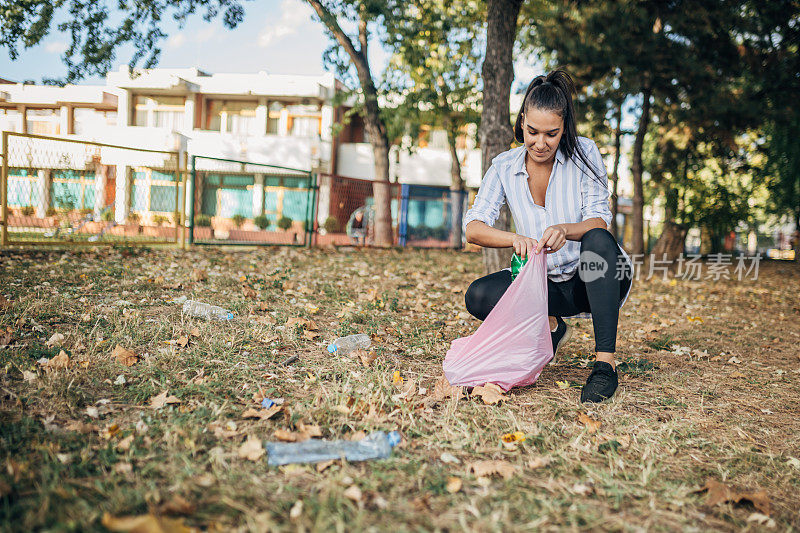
xmin=1 ymin=68 xmax=482 ymax=231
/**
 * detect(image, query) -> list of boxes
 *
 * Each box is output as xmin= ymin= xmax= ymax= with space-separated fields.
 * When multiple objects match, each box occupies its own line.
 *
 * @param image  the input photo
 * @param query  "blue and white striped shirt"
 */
xmin=464 ymin=137 xmax=632 ymax=294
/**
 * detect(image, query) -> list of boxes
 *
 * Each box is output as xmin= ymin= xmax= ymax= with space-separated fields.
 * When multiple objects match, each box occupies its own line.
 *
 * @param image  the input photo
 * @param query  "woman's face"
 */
xmin=522 ymin=107 xmax=564 ymax=164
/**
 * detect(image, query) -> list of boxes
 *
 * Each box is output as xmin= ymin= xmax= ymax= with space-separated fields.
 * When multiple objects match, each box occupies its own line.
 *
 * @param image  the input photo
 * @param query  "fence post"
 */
xmin=187 ymin=155 xmax=196 ymax=245
xmin=398 ymin=184 xmax=410 ymax=247
xmin=1 ymin=131 xmax=8 ymax=247
xmin=305 ymin=172 xmax=318 ymax=248
xmin=179 ymin=152 xmax=188 ymax=249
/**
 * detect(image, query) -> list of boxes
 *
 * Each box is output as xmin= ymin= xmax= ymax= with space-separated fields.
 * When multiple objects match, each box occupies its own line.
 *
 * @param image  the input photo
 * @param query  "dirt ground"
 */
xmin=0 ymin=246 xmax=798 ymax=532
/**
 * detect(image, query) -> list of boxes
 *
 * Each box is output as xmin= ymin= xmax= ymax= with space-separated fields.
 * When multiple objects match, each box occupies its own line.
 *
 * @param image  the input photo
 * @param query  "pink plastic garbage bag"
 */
xmin=443 ymin=251 xmax=554 ymax=391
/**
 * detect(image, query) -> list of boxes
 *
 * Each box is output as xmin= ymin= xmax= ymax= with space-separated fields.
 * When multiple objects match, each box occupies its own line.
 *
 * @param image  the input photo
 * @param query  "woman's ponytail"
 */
xmin=513 ymin=69 xmax=604 ymax=183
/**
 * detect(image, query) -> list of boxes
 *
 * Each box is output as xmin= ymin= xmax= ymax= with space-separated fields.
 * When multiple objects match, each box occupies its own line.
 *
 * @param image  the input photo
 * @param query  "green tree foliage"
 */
xmin=384 ymin=0 xmax=484 ymax=246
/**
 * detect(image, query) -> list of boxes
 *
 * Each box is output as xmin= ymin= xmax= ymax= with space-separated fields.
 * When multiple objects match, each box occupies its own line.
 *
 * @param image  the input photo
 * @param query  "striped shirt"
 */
xmin=464 ymin=138 xmax=632 ymax=303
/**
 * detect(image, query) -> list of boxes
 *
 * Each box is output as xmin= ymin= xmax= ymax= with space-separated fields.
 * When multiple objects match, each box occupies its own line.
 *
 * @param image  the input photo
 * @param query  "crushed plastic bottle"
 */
xmin=182 ymin=299 xmax=234 ymax=321
xmin=327 ymin=333 xmax=371 ymax=354
xmin=266 ymin=430 xmax=401 ymax=466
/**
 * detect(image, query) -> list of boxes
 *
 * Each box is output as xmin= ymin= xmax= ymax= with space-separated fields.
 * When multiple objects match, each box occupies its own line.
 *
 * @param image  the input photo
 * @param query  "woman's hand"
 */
xmin=511 ymin=234 xmax=538 ymax=259
xmin=535 ymin=225 xmax=567 ymax=254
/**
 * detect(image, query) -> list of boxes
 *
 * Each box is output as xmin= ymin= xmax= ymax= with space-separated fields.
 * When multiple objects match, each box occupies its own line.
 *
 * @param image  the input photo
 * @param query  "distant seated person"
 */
xmin=348 ymin=207 xmax=369 ymax=246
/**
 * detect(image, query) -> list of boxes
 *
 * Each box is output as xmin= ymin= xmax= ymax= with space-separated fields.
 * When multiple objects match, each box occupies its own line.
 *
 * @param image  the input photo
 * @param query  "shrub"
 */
xmin=101 ymin=209 xmax=115 ymax=222
xmin=153 ymin=214 xmax=168 ymax=226
xmin=127 ymin=212 xmax=141 ymax=224
xmin=254 ymin=214 xmax=270 ymax=230
xmin=195 ymin=214 xmax=212 ymax=227
xmin=323 ymin=216 xmax=339 ymax=233
xmin=79 ymin=208 xmax=92 ymax=216
xmin=20 ymin=206 xmax=34 ymax=216
xmin=45 ymin=207 xmax=57 ymax=217
xmin=277 ymin=216 xmax=293 ymax=231
xmin=231 ymin=214 xmax=246 ymax=228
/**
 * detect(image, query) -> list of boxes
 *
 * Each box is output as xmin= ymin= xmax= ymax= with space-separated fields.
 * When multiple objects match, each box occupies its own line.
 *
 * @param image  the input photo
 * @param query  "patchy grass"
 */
xmin=1 ymin=246 xmax=799 ymax=531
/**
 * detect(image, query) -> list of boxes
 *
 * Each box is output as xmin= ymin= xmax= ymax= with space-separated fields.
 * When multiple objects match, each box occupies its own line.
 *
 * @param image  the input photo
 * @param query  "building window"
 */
xmin=27 ymin=109 xmax=61 ymax=135
xmin=0 ymin=109 xmax=22 ymax=132
xmin=287 ymin=104 xmax=321 ymax=138
xmin=74 ymin=109 xmax=117 ymax=135
xmin=266 ymin=102 xmax=284 ymax=134
xmin=133 ymin=95 xmax=185 ymax=130
xmin=206 ymin=100 xmax=259 ymax=135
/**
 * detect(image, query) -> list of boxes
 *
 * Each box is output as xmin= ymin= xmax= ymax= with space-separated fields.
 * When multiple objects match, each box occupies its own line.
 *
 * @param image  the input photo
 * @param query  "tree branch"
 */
xmin=305 ymin=0 xmax=369 ymax=78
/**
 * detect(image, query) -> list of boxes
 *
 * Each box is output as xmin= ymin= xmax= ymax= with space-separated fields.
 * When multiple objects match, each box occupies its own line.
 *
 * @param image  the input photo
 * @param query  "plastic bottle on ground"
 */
xmin=327 ymin=333 xmax=371 ymax=354
xmin=266 ymin=430 xmax=401 ymax=466
xmin=182 ymin=299 xmax=234 ymax=320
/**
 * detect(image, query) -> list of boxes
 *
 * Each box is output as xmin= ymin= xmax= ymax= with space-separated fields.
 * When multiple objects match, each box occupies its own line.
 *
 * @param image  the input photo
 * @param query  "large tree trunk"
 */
xmin=609 ymin=102 xmax=622 ymax=241
xmin=631 ymin=87 xmax=652 ymax=256
xmin=479 ymin=0 xmax=523 ymax=274
xmin=651 ymin=221 xmax=687 ymax=261
xmin=794 ymin=210 xmax=800 ymax=263
xmin=446 ymin=125 xmax=465 ymax=248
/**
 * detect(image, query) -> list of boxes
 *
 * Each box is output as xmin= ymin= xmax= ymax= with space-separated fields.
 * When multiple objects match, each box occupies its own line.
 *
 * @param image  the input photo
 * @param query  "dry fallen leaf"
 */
xmin=501 ymin=431 xmax=526 ymax=444
xmin=101 ymin=512 xmax=195 ymax=533
xmin=354 ymin=349 xmax=377 ymax=367
xmin=0 ymin=326 xmax=12 ymax=346
xmin=242 ymin=285 xmax=257 ymax=299
xmin=696 ymin=478 xmax=771 ymax=515
xmin=446 ymin=477 xmax=463 ymax=493
xmin=729 ymin=371 xmax=746 ymax=379
xmin=316 ymin=459 xmax=336 ymax=473
xmin=471 ymin=383 xmax=506 ymax=405
xmin=112 ymin=344 xmax=139 ymax=367
xmin=527 ymin=456 xmax=551 ymax=470
xmin=238 ymin=435 xmax=265 ymax=461
xmin=302 ymin=330 xmax=321 ymax=340
xmin=117 ymin=434 xmax=134 ymax=452
xmin=191 ymin=269 xmax=207 ymax=282
xmin=555 ymin=380 xmax=570 ymax=389
xmin=158 ymin=495 xmax=196 ymax=516
xmin=343 ymin=485 xmax=362 ymax=502
xmin=150 ymin=391 xmax=181 ymax=409
xmin=392 ymin=371 xmax=403 ymax=385
xmin=40 ymin=350 xmax=70 ymax=371
xmin=189 ymin=327 xmax=201 ymax=337
xmin=432 ymin=375 xmax=461 ymax=401
xmin=0 ymin=294 xmax=11 ymax=309
xmin=241 ymin=405 xmax=283 ymax=420
xmin=46 ymin=332 xmax=65 ymax=347
xmin=468 ymin=460 xmax=517 ymax=480
xmin=274 ymin=429 xmax=300 ymax=442
xmin=578 ymin=413 xmax=601 ymax=434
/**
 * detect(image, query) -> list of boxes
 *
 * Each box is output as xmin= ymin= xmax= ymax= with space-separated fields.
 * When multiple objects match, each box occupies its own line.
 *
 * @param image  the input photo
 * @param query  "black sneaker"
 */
xmin=550 ymin=316 xmax=573 ymax=361
xmin=580 ymin=361 xmax=618 ymax=403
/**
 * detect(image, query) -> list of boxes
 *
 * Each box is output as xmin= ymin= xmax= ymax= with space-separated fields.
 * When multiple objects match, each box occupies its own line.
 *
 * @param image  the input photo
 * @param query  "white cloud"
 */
xmin=45 ymin=41 xmax=68 ymax=54
xmin=258 ymin=0 xmax=314 ymax=48
xmin=167 ymin=33 xmax=186 ymax=48
xmin=196 ymin=26 xmax=218 ymax=44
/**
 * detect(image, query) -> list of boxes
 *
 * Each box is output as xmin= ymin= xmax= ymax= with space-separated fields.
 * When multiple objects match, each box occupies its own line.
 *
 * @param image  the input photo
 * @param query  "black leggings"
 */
xmin=464 ymin=228 xmax=632 ymax=353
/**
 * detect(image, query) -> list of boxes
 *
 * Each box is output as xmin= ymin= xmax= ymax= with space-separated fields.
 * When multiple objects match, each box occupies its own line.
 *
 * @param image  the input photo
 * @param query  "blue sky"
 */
xmin=0 ymin=0 xmax=540 ymax=87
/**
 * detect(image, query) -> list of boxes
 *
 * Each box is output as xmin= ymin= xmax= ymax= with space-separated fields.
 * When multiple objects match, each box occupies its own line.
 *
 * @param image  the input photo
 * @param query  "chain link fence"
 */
xmin=1 ymin=132 xmax=184 ymax=246
xmin=399 ymin=184 xmax=468 ymax=248
xmin=187 ymin=155 xmax=316 ymax=246
xmin=314 ymin=173 xmax=402 ymax=246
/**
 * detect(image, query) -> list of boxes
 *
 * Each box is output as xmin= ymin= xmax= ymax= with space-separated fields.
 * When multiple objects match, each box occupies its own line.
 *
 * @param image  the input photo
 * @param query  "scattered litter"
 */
xmin=266 ymin=430 xmax=401 ymax=466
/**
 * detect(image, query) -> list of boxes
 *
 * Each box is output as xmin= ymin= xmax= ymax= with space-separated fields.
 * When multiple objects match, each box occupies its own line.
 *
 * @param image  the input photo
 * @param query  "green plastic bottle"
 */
xmin=510 ymin=252 xmax=529 ymax=280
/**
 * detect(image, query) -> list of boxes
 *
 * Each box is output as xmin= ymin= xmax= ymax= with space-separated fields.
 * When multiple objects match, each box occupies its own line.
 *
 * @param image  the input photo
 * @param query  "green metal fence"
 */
xmin=187 ymin=155 xmax=317 ymax=246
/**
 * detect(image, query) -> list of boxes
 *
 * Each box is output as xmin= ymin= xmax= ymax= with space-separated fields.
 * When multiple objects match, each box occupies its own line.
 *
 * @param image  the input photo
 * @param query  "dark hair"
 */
xmin=514 ymin=69 xmax=604 ymax=183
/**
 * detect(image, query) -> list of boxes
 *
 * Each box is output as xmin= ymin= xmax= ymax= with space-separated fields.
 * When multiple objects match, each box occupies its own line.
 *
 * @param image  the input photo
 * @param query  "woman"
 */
xmin=463 ymin=70 xmax=633 ymax=403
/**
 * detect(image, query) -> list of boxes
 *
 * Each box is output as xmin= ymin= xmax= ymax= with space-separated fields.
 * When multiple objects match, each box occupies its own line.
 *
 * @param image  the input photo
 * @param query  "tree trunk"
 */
xmin=795 ymin=210 xmax=800 ymax=263
xmin=479 ymin=0 xmax=523 ymax=274
xmin=446 ymin=125 xmax=465 ymax=248
xmin=609 ymin=101 xmax=622 ymax=241
xmin=631 ymin=87 xmax=652 ymax=255
xmin=651 ymin=221 xmax=687 ymax=261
